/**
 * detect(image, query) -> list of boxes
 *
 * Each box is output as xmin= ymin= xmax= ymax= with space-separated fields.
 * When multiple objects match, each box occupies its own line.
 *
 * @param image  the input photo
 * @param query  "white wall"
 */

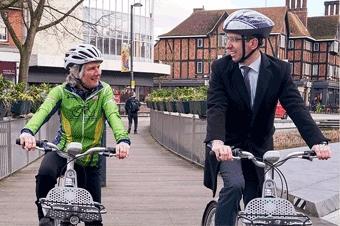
xmin=31 ymin=0 xmax=83 ymax=58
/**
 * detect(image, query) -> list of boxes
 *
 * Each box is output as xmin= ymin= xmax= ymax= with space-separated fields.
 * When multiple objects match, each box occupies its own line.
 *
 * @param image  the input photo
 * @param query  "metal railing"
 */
xmin=0 ymin=115 xmax=59 ymax=180
xmin=150 ymin=110 xmax=206 ymax=167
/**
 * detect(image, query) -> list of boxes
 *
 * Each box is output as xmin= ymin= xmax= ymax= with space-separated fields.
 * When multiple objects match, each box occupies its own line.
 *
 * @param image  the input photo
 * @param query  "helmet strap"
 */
xmin=238 ymin=36 xmax=259 ymax=63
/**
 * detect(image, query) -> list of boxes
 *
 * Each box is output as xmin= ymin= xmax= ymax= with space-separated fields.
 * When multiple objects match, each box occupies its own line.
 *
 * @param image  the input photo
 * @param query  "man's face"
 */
xmin=225 ymin=33 xmax=255 ymax=63
xmin=81 ymin=61 xmax=102 ymax=89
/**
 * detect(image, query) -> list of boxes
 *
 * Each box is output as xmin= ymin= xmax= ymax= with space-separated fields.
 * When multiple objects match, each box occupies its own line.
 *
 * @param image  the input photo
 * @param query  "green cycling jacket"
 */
xmin=24 ymin=81 xmax=129 ymax=166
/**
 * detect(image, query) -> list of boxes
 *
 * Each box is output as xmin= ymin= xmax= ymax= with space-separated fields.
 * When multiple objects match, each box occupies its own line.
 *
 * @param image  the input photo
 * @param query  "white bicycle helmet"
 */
xmin=64 ymin=44 xmax=103 ymax=69
xmin=223 ymin=9 xmax=274 ymax=38
xmin=223 ymin=9 xmax=274 ymax=63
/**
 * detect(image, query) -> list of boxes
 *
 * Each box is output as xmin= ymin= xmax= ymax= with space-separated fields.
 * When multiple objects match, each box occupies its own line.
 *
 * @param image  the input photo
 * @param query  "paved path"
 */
xmin=0 ymin=117 xmax=337 ymax=225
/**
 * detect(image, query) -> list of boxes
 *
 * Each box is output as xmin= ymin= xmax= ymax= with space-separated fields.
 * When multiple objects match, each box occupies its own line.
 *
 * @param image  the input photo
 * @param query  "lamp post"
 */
xmin=130 ymin=2 xmax=143 ymax=92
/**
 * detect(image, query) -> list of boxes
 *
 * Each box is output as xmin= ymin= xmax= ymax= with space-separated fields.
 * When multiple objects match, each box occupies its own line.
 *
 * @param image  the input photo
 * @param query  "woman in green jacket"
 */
xmin=19 ymin=44 xmax=130 ymax=226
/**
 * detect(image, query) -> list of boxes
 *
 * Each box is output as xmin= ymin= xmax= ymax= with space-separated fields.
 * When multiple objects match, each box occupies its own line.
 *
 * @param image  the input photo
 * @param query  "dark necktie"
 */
xmin=241 ymin=66 xmax=251 ymax=103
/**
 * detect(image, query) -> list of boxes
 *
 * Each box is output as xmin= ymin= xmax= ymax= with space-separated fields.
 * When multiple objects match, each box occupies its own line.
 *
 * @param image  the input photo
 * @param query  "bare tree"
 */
xmin=0 ymin=0 xmax=84 ymax=84
xmin=0 ymin=0 xmax=21 ymax=10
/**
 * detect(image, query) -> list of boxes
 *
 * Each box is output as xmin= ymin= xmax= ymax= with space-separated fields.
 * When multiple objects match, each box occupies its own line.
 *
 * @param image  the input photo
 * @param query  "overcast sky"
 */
xmin=153 ymin=0 xmax=327 ymax=39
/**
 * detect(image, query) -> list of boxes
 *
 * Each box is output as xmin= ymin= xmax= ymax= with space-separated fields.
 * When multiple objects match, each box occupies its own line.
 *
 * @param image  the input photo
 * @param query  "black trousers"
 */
xmin=36 ymin=151 xmax=102 ymax=225
xmin=215 ymin=159 xmax=264 ymax=226
xmin=128 ymin=112 xmax=138 ymax=131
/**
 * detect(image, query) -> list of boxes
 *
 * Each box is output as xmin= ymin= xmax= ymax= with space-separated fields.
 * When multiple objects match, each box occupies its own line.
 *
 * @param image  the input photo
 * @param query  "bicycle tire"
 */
xmin=202 ymin=200 xmax=217 ymax=226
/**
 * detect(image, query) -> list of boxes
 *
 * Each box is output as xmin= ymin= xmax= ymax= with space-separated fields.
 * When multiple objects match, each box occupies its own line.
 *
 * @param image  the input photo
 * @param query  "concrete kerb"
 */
xmin=269 ymin=143 xmax=340 ymax=218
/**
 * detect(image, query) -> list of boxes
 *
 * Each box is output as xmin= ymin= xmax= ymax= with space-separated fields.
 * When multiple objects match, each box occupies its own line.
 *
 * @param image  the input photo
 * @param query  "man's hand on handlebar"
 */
xmin=19 ymin=132 xmax=36 ymax=151
xmin=116 ymin=142 xmax=130 ymax=159
xmin=211 ymin=140 xmax=233 ymax=161
xmin=312 ymin=143 xmax=331 ymax=160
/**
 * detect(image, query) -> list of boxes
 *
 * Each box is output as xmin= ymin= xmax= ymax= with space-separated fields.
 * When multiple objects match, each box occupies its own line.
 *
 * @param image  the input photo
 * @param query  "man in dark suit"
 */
xmin=204 ymin=9 xmax=331 ymax=226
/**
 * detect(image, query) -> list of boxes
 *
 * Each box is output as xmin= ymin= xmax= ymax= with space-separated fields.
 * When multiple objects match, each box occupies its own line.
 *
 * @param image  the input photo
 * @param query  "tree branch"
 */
xmin=0 ymin=0 xmax=20 ymax=10
xmin=37 ymin=0 xmax=84 ymax=31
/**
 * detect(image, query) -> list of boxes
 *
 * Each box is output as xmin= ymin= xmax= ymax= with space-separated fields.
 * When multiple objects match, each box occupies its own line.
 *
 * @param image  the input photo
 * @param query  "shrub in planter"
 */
xmin=29 ymin=83 xmax=52 ymax=113
xmin=10 ymin=83 xmax=34 ymax=116
xmin=0 ymin=75 xmax=15 ymax=118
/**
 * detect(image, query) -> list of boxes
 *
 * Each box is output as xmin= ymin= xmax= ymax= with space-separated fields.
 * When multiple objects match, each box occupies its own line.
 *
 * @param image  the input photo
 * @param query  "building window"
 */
xmin=289 ymin=62 xmax=293 ymax=74
xmin=313 ymin=43 xmax=320 ymax=51
xmin=330 ymin=41 xmax=339 ymax=54
xmin=196 ymin=61 xmax=203 ymax=74
xmin=288 ymin=40 xmax=294 ymax=49
xmin=303 ymin=63 xmax=311 ymax=75
xmin=304 ymin=40 xmax=311 ymax=50
xmin=328 ymin=65 xmax=334 ymax=79
xmin=280 ymin=35 xmax=285 ymax=48
xmin=312 ymin=65 xmax=318 ymax=76
xmin=218 ymin=33 xmax=226 ymax=47
xmin=0 ymin=18 xmax=7 ymax=41
xmin=197 ymin=38 xmax=203 ymax=48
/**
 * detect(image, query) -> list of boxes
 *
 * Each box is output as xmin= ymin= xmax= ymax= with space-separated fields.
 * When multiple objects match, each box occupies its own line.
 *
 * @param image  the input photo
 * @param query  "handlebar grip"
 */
xmin=207 ymin=143 xmax=240 ymax=157
xmin=15 ymin=138 xmax=46 ymax=148
xmin=106 ymin=147 xmax=116 ymax=154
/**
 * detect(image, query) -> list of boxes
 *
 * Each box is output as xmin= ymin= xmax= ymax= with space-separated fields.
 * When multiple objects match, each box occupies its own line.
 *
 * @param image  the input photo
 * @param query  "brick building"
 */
xmin=154 ymin=0 xmax=339 ymax=109
xmin=0 ymin=5 xmax=23 ymax=82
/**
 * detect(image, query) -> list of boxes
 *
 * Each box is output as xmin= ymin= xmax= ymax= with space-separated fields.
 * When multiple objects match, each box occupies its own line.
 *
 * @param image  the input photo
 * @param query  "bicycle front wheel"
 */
xmin=202 ymin=200 xmax=217 ymax=226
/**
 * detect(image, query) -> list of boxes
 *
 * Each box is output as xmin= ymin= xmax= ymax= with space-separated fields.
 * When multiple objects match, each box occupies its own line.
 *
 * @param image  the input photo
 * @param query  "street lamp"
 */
xmin=130 ymin=2 xmax=143 ymax=92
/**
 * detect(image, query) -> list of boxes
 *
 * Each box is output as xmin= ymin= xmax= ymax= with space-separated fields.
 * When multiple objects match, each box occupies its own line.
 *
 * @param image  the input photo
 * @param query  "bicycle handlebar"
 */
xmin=16 ymin=138 xmax=116 ymax=157
xmin=207 ymin=143 xmax=316 ymax=168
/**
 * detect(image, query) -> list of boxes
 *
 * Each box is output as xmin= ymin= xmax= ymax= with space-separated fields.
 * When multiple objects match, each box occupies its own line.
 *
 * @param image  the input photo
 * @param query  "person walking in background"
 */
xmin=125 ymin=91 xmax=141 ymax=134
xmin=204 ymin=9 xmax=331 ymax=226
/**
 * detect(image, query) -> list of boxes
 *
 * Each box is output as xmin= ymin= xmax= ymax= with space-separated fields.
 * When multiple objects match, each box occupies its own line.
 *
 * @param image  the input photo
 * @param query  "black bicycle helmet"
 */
xmin=223 ymin=9 xmax=274 ymax=38
xmin=64 ymin=44 xmax=103 ymax=69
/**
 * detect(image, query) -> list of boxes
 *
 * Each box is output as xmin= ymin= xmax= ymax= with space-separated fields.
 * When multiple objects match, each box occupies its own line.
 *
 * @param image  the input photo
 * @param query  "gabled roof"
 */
xmin=159 ymin=10 xmax=226 ymax=38
xmin=307 ymin=16 xmax=339 ymax=40
xmin=158 ymin=6 xmax=288 ymax=39
xmin=287 ymin=11 xmax=311 ymax=37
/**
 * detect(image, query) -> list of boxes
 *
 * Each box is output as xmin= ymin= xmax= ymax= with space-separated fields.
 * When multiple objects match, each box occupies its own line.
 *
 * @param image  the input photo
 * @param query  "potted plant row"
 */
xmin=0 ymin=75 xmax=53 ymax=119
xmin=145 ymin=86 xmax=208 ymax=118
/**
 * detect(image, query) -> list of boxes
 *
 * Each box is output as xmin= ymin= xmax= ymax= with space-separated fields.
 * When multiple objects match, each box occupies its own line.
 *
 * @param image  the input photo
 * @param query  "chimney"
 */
xmin=286 ymin=0 xmax=308 ymax=26
xmin=324 ymin=1 xmax=339 ymax=16
xmin=193 ymin=6 xmax=204 ymax=13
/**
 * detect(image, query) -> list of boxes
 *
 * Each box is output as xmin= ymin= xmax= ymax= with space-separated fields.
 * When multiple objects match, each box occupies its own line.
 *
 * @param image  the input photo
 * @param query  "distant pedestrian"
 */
xmin=125 ymin=92 xmax=141 ymax=134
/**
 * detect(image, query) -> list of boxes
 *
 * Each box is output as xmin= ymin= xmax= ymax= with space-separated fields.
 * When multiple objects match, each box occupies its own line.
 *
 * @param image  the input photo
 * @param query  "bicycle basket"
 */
xmin=40 ymin=187 xmax=104 ymax=222
xmin=238 ymin=197 xmax=312 ymax=225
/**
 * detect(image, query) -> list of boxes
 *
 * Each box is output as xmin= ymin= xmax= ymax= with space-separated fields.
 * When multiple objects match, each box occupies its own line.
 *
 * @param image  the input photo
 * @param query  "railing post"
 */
xmin=100 ymin=122 xmax=107 ymax=187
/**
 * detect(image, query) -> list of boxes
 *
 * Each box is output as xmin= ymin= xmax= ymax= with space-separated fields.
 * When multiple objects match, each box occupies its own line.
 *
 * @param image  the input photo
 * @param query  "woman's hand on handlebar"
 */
xmin=116 ymin=142 xmax=130 ymax=159
xmin=312 ymin=143 xmax=331 ymax=160
xmin=211 ymin=140 xmax=233 ymax=161
xmin=19 ymin=132 xmax=36 ymax=151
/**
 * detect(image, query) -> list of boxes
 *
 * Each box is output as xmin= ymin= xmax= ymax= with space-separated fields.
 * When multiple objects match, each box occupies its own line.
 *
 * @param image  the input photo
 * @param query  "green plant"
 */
xmin=11 ymin=82 xmax=34 ymax=102
xmin=0 ymin=75 xmax=15 ymax=108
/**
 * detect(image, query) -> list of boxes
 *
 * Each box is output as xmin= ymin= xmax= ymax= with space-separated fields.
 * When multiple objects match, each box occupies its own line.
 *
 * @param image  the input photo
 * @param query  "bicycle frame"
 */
xmin=237 ymin=150 xmax=313 ymax=226
xmin=37 ymin=142 xmax=115 ymax=225
xmin=201 ymin=148 xmax=315 ymax=226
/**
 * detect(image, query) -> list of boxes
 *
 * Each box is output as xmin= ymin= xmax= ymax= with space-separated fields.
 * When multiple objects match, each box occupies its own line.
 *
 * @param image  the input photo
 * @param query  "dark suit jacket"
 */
xmin=204 ymin=53 xmax=327 ymax=196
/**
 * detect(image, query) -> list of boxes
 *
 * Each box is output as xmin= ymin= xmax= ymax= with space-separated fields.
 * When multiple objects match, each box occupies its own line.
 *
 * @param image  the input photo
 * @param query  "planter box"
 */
xmin=146 ymin=101 xmax=152 ymax=109
xmin=0 ymin=102 xmax=10 ymax=118
xmin=176 ymin=101 xmax=190 ymax=114
xmin=11 ymin=100 xmax=32 ymax=116
xmin=165 ymin=101 xmax=177 ymax=113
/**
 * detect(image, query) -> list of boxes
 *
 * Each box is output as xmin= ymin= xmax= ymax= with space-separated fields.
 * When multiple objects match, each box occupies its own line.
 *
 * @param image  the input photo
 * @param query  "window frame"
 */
xmin=196 ymin=61 xmax=203 ymax=74
xmin=197 ymin=38 xmax=203 ymax=48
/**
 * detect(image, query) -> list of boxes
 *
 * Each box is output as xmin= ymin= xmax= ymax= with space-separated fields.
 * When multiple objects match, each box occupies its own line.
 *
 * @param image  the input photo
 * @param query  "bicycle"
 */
xmin=17 ymin=139 xmax=116 ymax=226
xmin=202 ymin=147 xmax=317 ymax=226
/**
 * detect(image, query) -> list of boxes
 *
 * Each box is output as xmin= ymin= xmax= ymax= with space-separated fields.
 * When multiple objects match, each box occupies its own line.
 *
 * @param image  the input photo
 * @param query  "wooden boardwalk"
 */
xmin=0 ymin=118 xmax=212 ymax=226
xmin=0 ymin=117 xmax=335 ymax=226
